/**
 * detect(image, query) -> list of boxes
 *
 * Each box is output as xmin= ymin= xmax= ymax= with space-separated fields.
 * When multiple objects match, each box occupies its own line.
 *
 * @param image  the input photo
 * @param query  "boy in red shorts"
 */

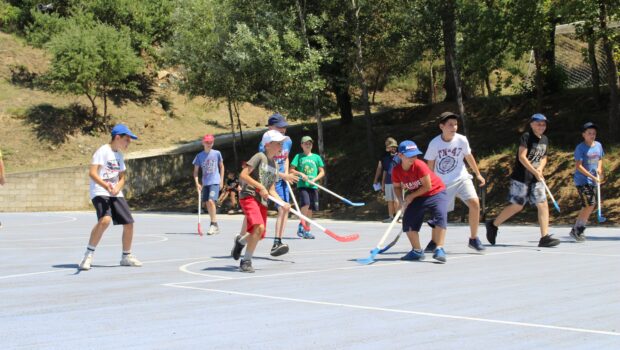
xmin=231 ymin=130 xmax=291 ymax=272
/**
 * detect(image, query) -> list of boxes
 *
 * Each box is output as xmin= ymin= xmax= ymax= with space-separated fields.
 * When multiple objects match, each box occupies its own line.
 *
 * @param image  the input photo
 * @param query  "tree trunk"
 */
xmin=233 ymin=101 xmax=245 ymax=149
xmin=484 ymin=75 xmax=492 ymax=96
xmin=447 ymin=49 xmax=468 ymax=137
xmin=429 ymin=58 xmax=435 ymax=104
xmin=103 ymin=91 xmax=108 ymax=118
xmin=441 ymin=0 xmax=458 ymax=102
xmin=86 ymin=92 xmax=97 ymax=120
xmin=533 ymin=48 xmax=545 ymax=111
xmin=585 ymin=25 xmax=601 ymax=107
xmin=599 ymin=0 xmax=620 ymax=139
xmin=352 ymin=0 xmax=374 ymax=156
xmin=334 ymin=83 xmax=353 ymax=125
xmin=226 ymin=96 xmax=239 ymax=170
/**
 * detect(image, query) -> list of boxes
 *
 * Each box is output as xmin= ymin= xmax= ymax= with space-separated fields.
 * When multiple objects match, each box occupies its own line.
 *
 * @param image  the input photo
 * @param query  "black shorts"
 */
xmin=92 ymin=196 xmax=134 ymax=225
xmin=299 ymin=187 xmax=319 ymax=211
xmin=576 ymin=185 xmax=596 ymax=208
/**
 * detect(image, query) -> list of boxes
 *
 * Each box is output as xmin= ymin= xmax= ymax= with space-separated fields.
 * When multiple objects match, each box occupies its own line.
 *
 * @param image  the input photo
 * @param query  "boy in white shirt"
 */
xmin=424 ymin=112 xmax=486 ymax=251
xmin=78 ymin=124 xmax=142 ymax=270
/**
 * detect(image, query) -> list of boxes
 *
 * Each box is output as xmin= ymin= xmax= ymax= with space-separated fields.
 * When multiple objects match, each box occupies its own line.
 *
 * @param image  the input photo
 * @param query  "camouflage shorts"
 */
xmin=508 ymin=179 xmax=546 ymax=206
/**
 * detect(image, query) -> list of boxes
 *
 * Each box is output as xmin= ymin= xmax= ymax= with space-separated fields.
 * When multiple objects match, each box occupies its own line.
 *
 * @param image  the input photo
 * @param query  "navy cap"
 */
xmin=530 ymin=113 xmax=547 ymax=122
xmin=111 ymin=124 xmax=138 ymax=139
xmin=397 ymin=140 xmax=422 ymax=158
xmin=439 ymin=111 xmax=460 ymax=123
xmin=581 ymin=122 xmax=598 ymax=132
xmin=266 ymin=113 xmax=289 ymax=128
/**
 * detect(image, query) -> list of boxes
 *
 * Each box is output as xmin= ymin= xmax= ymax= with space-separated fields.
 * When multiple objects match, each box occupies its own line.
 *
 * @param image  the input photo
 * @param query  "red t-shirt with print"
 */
xmin=392 ymin=158 xmax=445 ymax=197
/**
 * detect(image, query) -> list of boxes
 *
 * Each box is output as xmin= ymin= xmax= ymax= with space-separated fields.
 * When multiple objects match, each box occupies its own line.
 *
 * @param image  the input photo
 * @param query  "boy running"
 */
xmin=485 ymin=113 xmax=560 ymax=247
xmin=570 ymin=122 xmax=604 ymax=242
xmin=193 ymin=134 xmax=225 ymax=235
xmin=424 ymin=112 xmax=486 ymax=251
xmin=290 ymin=136 xmax=325 ymax=238
xmin=78 ymin=124 xmax=142 ymax=270
xmin=392 ymin=140 xmax=448 ymax=263
xmin=231 ymin=130 xmax=291 ymax=273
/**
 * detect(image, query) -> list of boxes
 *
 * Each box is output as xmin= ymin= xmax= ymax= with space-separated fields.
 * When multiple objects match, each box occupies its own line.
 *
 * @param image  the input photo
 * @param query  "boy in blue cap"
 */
xmin=570 ymin=122 xmax=604 ymax=242
xmin=392 ymin=140 xmax=448 ymax=263
xmin=79 ymin=124 xmax=142 ymax=270
xmin=485 ymin=113 xmax=560 ymax=247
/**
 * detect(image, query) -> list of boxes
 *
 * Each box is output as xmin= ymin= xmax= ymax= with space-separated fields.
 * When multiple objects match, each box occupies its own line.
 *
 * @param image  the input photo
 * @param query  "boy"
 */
xmin=424 ymin=112 xmax=486 ymax=251
xmin=193 ymin=134 xmax=225 ymax=235
xmin=373 ymin=137 xmax=399 ymax=222
xmin=231 ymin=130 xmax=291 ymax=272
xmin=570 ymin=122 xmax=604 ymax=242
xmin=218 ymin=171 xmax=241 ymax=214
xmin=392 ymin=140 xmax=448 ymax=263
xmin=0 ymin=147 xmax=5 ymax=228
xmin=290 ymin=136 xmax=325 ymax=238
xmin=78 ymin=124 xmax=142 ymax=270
xmin=485 ymin=113 xmax=560 ymax=247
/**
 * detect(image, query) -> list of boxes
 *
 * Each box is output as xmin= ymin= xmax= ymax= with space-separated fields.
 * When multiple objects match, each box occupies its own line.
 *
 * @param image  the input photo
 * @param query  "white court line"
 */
xmin=3 ymin=214 xmax=78 ymax=227
xmin=179 ymin=261 xmax=234 ymax=280
xmin=527 ymin=250 xmax=620 ymax=258
xmin=0 ymin=270 xmax=65 ymax=280
xmin=163 ymin=282 xmax=620 ymax=337
xmin=0 ymin=234 xmax=169 ymax=250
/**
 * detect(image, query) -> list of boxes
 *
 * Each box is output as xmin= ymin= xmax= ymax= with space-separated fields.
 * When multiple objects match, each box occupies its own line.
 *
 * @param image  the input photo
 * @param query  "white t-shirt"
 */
xmin=424 ymin=133 xmax=472 ymax=185
xmin=89 ymin=144 xmax=126 ymax=199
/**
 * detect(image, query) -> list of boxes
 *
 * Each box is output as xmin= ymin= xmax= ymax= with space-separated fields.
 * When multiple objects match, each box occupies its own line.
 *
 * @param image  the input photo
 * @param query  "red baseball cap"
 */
xmin=203 ymin=134 xmax=215 ymax=142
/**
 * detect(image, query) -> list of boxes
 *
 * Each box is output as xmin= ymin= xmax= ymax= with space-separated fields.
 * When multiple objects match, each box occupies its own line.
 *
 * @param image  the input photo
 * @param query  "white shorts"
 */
xmin=384 ymin=184 xmax=396 ymax=201
xmin=445 ymin=177 xmax=478 ymax=212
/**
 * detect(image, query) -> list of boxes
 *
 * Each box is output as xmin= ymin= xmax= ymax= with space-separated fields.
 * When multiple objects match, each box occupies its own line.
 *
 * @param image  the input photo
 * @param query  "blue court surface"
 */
xmin=1 ymin=212 xmax=618 ymax=349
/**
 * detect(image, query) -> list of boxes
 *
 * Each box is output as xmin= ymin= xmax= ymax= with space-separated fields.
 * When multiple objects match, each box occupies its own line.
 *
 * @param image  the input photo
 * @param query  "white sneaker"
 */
xmin=79 ymin=255 xmax=92 ymax=270
xmin=120 ymin=254 xmax=143 ymax=267
xmin=207 ymin=225 xmax=220 ymax=235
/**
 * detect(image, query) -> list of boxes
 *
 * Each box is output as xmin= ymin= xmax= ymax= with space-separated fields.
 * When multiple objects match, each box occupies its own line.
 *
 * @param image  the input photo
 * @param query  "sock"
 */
xmin=239 ymin=235 xmax=248 ymax=245
xmin=274 ymin=237 xmax=281 ymax=244
xmin=211 ymin=222 xmax=218 ymax=227
xmin=414 ymin=248 xmax=423 ymax=253
xmin=122 ymin=250 xmax=131 ymax=256
xmin=574 ymin=219 xmax=586 ymax=228
xmin=85 ymin=245 xmax=96 ymax=256
xmin=243 ymin=250 xmax=253 ymax=261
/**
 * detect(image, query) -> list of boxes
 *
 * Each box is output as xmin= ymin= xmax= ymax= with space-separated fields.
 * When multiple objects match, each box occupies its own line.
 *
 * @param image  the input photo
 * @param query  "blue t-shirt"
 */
xmin=381 ymin=153 xmax=398 ymax=185
xmin=259 ymin=138 xmax=292 ymax=174
xmin=193 ymin=150 xmax=223 ymax=185
xmin=573 ymin=141 xmax=604 ymax=186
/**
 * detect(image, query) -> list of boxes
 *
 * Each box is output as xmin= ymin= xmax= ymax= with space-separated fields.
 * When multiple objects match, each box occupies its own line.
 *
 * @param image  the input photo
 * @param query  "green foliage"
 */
xmin=25 ymin=10 xmax=71 ymax=47
xmin=43 ymin=19 xmax=142 ymax=118
xmin=0 ymin=1 xmax=21 ymax=32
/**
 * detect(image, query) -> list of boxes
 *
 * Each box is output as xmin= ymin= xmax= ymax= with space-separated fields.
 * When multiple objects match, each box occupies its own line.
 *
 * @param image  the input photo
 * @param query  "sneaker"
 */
xmin=577 ymin=226 xmax=587 ymax=242
xmin=297 ymin=224 xmax=305 ymax=238
xmin=239 ymin=259 xmax=255 ymax=273
xmin=400 ymin=249 xmax=425 ymax=261
xmin=120 ymin=254 xmax=143 ymax=267
xmin=569 ymin=227 xmax=585 ymax=242
xmin=382 ymin=216 xmax=394 ymax=223
xmin=231 ymin=234 xmax=245 ymax=260
xmin=270 ymin=241 xmax=289 ymax=256
xmin=397 ymin=217 xmax=402 ymax=223
xmin=207 ymin=225 xmax=220 ymax=235
xmin=303 ymin=230 xmax=315 ymax=239
xmin=79 ymin=254 xmax=92 ymax=270
xmin=426 ymin=219 xmax=436 ymax=228
xmin=433 ymin=247 xmax=447 ymax=263
xmin=468 ymin=237 xmax=486 ymax=251
xmin=424 ymin=240 xmax=437 ymax=253
xmin=485 ymin=220 xmax=498 ymax=245
xmin=538 ymin=234 xmax=560 ymax=247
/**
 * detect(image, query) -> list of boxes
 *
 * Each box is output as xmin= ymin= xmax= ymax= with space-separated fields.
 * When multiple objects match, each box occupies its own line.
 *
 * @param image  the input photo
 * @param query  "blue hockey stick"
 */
xmin=356 ymin=210 xmax=401 ymax=265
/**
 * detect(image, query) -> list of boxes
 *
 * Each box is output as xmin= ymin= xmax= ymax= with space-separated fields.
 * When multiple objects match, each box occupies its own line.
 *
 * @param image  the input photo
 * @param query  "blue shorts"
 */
xmin=201 ymin=184 xmax=220 ymax=202
xmin=402 ymin=191 xmax=448 ymax=232
xmin=274 ymin=180 xmax=290 ymax=208
xmin=299 ymin=187 xmax=319 ymax=211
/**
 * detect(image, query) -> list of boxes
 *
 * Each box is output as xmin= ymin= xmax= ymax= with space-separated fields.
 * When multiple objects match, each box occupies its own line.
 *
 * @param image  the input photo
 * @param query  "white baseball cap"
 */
xmin=261 ymin=130 xmax=290 ymax=146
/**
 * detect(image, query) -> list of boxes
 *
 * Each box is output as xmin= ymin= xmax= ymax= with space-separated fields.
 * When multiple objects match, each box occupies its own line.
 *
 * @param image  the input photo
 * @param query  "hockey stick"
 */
xmin=378 ymin=230 xmax=403 ymax=254
xmin=307 ymin=179 xmax=365 ymax=206
xmin=197 ymin=189 xmax=203 ymax=236
xmin=268 ymin=195 xmax=359 ymax=242
xmin=596 ymin=172 xmax=606 ymax=223
xmin=285 ymin=181 xmax=310 ymax=231
xmin=357 ymin=209 xmax=401 ymax=264
xmin=541 ymin=178 xmax=560 ymax=213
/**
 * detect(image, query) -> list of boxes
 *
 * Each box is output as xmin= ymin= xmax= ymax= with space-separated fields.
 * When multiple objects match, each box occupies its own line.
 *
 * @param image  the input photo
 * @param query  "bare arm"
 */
xmin=575 ymin=160 xmax=600 ymax=183
xmin=464 ymin=154 xmax=485 ymax=186
xmin=518 ymin=146 xmax=543 ymax=181
xmin=193 ymin=165 xmax=202 ymax=191
xmin=403 ymin=174 xmax=432 ymax=206
xmin=314 ymin=167 xmax=325 ymax=182
xmin=219 ymin=161 xmax=225 ymax=189
xmin=373 ymin=161 xmax=383 ymax=184
xmin=89 ymin=164 xmax=113 ymax=193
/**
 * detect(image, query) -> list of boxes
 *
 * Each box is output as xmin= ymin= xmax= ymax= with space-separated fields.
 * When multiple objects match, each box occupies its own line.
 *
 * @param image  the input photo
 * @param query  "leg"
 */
xmin=88 ymin=216 xmax=111 ymax=247
xmin=207 ymin=199 xmax=217 ymax=222
xmin=535 ymin=201 xmax=549 ymax=237
xmin=121 ymin=223 xmax=134 ymax=252
xmin=466 ymin=198 xmax=481 ymax=239
xmin=405 ymin=230 xmax=421 ymax=250
xmin=274 ymin=181 xmax=289 ymax=239
xmin=493 ymin=204 xmax=523 ymax=226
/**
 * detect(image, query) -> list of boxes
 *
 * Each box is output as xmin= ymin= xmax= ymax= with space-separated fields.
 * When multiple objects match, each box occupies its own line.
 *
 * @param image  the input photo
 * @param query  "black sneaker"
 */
xmin=538 ymin=234 xmax=560 ymax=247
xmin=424 ymin=240 xmax=437 ymax=253
xmin=231 ymin=234 xmax=245 ymax=260
xmin=485 ymin=220 xmax=498 ymax=245
xmin=577 ymin=226 xmax=587 ymax=242
xmin=468 ymin=237 xmax=486 ymax=251
xmin=239 ymin=259 xmax=254 ymax=273
xmin=270 ymin=242 xmax=289 ymax=257
xmin=569 ymin=227 xmax=585 ymax=242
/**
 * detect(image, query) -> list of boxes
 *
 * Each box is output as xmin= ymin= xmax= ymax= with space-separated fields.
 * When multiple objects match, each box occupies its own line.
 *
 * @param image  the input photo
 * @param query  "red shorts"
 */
xmin=239 ymin=197 xmax=267 ymax=239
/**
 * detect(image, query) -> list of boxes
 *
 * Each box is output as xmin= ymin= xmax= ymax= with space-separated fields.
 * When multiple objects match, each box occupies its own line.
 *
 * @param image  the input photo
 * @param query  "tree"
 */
xmin=44 ymin=19 xmax=142 ymax=123
xmin=597 ymin=0 xmax=620 ymax=138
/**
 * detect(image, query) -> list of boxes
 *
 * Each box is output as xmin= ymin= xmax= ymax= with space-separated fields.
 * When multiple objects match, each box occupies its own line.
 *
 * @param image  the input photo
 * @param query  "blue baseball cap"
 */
xmin=111 ymin=124 xmax=138 ymax=139
xmin=530 ymin=113 xmax=547 ymax=122
xmin=581 ymin=122 xmax=598 ymax=132
xmin=266 ymin=113 xmax=289 ymax=128
xmin=398 ymin=140 xmax=422 ymax=158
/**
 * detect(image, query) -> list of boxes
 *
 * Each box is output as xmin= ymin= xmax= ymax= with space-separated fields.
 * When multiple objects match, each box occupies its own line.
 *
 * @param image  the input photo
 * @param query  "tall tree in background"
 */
xmin=597 ymin=0 xmax=620 ymax=138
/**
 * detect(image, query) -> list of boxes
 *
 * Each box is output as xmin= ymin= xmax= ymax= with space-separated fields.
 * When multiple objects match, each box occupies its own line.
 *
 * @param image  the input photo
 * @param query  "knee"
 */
xmin=468 ymin=199 xmax=480 ymax=211
xmin=99 ymin=216 xmax=112 ymax=226
xmin=253 ymin=224 xmax=265 ymax=235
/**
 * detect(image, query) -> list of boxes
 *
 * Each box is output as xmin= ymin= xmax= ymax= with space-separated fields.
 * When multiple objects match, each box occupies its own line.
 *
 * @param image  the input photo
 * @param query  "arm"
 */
xmin=193 ymin=165 xmax=202 ymax=192
xmin=239 ymin=166 xmax=268 ymax=199
xmin=373 ymin=161 xmax=383 ymax=184
xmin=89 ymin=164 xmax=114 ymax=193
xmin=597 ymin=159 xmax=604 ymax=183
xmin=393 ymin=181 xmax=404 ymax=209
xmin=517 ymin=146 xmax=543 ymax=181
xmin=314 ymin=167 xmax=325 ymax=183
xmin=111 ymin=171 xmax=126 ymax=196
xmin=464 ymin=154 xmax=485 ymax=186
xmin=575 ymin=160 xmax=599 ymax=183
xmin=426 ymin=159 xmax=436 ymax=173
xmin=219 ymin=161 xmax=225 ymax=189
xmin=403 ymin=175 xmax=432 ymax=206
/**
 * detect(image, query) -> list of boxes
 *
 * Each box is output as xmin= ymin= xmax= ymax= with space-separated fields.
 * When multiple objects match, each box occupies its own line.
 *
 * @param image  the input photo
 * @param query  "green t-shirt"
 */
xmin=291 ymin=152 xmax=324 ymax=189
